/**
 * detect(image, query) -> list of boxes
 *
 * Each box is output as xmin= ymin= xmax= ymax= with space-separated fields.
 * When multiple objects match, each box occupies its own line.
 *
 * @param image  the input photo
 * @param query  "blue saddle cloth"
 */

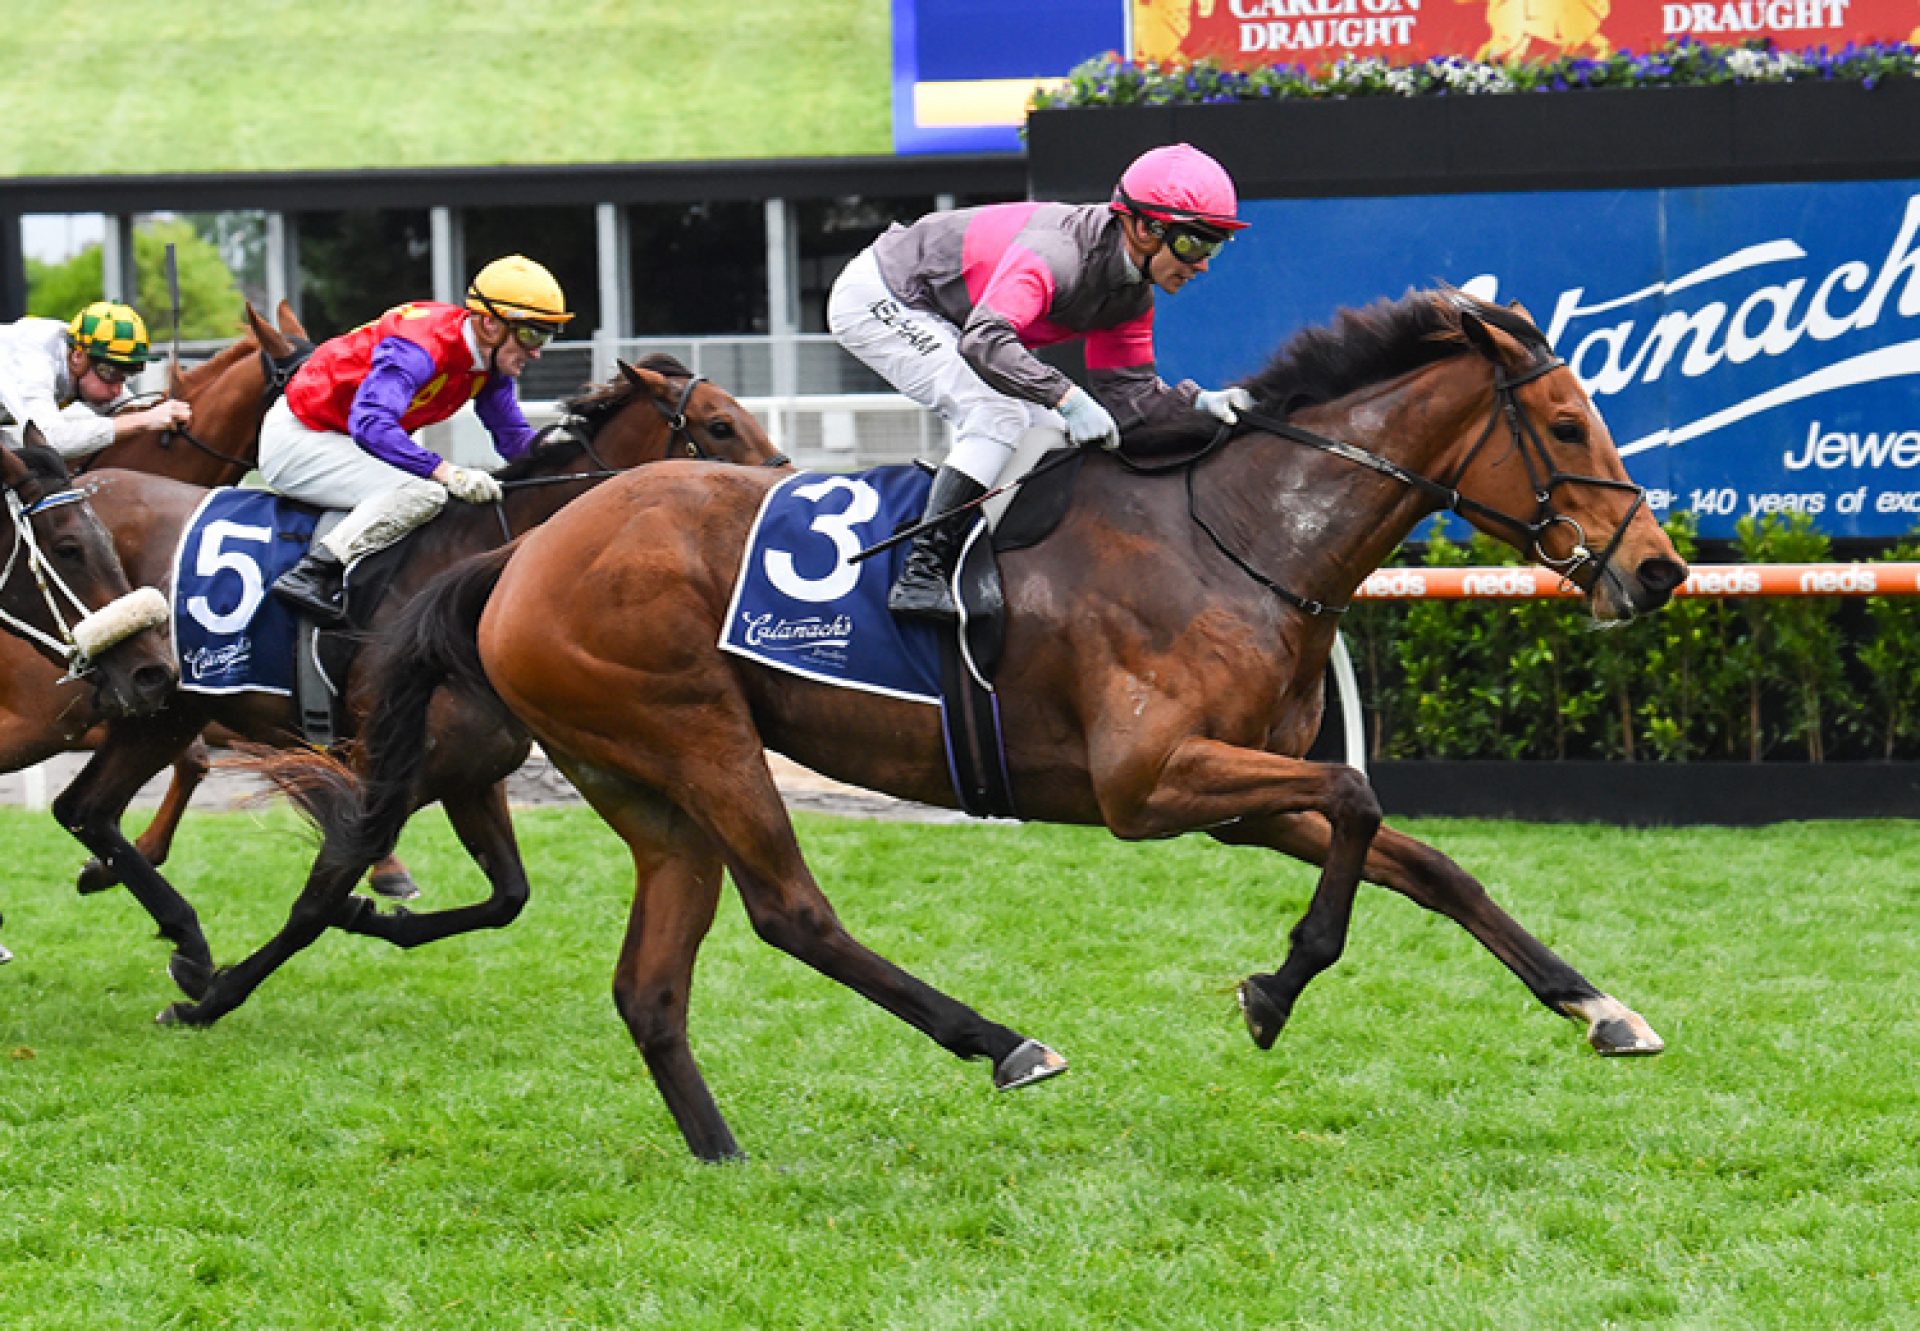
xmin=169 ymin=489 xmax=318 ymax=696
xmin=720 ymin=467 xmax=946 ymax=704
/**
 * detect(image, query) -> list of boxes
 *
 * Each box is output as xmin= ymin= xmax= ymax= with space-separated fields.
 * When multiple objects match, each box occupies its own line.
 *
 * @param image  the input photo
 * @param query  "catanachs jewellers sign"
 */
xmin=1157 ymin=178 xmax=1920 ymax=539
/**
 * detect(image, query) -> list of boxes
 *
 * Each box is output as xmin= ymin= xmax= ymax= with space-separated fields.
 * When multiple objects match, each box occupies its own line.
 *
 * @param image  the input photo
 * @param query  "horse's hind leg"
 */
xmin=77 ymin=738 xmax=210 ymax=895
xmin=1213 ymin=813 xmax=1662 ymax=1056
xmin=333 ymin=783 xmax=528 ymax=947
xmin=51 ymin=717 xmax=218 ymax=1001
xmin=560 ymin=771 xmax=738 ymax=1160
xmin=559 ymin=736 xmax=1060 ymax=1092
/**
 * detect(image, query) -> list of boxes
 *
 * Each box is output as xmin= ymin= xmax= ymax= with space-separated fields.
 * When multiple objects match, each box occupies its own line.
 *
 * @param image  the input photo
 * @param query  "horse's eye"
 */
xmin=1551 ymin=419 xmax=1585 ymax=445
xmin=52 ymin=538 xmax=86 ymax=563
xmin=709 ymin=420 xmax=735 ymax=439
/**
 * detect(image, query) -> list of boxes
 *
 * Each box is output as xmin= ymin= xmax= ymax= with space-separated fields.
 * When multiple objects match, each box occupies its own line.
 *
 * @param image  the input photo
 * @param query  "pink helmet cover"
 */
xmin=1111 ymin=143 xmax=1249 ymax=232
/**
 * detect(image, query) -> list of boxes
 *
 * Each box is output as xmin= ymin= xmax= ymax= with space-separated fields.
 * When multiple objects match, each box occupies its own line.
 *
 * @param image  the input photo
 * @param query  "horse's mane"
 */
xmin=1241 ymin=288 xmax=1552 ymax=413
xmin=562 ymin=354 xmax=696 ymax=434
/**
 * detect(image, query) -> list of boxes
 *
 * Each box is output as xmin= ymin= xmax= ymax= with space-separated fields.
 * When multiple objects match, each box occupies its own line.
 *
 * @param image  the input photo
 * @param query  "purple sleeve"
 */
xmin=473 ymin=374 xmax=537 ymax=460
xmin=346 ymin=337 xmax=445 ymax=479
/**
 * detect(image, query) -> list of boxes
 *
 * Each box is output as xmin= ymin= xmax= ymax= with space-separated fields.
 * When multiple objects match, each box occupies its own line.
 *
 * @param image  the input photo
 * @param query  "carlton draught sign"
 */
xmin=1153 ymin=178 xmax=1920 ymax=541
xmin=1134 ymin=0 xmax=1916 ymax=66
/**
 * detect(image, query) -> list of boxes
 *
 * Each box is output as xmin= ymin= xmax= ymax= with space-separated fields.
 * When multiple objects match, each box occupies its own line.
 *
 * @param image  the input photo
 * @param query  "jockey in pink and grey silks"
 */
xmin=828 ymin=142 xmax=1255 ymax=622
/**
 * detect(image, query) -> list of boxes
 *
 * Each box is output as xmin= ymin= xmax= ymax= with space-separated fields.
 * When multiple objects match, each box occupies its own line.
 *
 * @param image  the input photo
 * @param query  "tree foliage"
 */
xmin=25 ymin=218 xmax=245 ymax=341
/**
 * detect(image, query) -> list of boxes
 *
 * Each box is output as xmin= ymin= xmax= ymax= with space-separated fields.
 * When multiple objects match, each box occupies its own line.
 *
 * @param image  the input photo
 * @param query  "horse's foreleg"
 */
xmin=1213 ymin=812 xmax=1662 ymax=1056
xmin=334 ymin=784 xmax=526 ymax=947
xmin=77 ymin=738 xmax=211 ymax=895
xmin=51 ymin=718 xmax=217 ymax=1001
xmin=1098 ymin=737 xmax=1382 ymax=1050
xmin=157 ymin=845 xmax=369 ymax=1027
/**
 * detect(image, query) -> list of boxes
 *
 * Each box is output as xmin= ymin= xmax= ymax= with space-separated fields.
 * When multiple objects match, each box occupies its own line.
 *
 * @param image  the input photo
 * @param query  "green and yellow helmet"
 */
xmin=68 ymin=301 xmax=152 ymax=368
xmin=464 ymin=256 xmax=574 ymax=326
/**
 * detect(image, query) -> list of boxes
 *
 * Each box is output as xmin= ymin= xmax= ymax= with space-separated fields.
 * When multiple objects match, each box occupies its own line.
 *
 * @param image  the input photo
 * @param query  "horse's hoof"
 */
xmin=993 ymin=1039 xmax=1067 ymax=1090
xmin=167 ymin=954 xmax=215 ymax=1003
xmin=157 ymin=1002 xmax=203 ymax=1028
xmin=1563 ymin=994 xmax=1665 ymax=1057
xmin=1590 ymin=1015 xmax=1665 ymax=1057
xmin=76 ymin=857 xmax=119 ymax=895
xmin=0 ymin=941 xmax=13 ymax=966
xmin=1238 ymin=977 xmax=1293 ymax=1050
xmin=368 ymin=869 xmax=420 ymax=901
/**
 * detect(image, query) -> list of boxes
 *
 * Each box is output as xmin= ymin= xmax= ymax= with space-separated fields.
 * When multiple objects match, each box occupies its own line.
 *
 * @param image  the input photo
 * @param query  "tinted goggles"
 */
xmin=88 ymin=359 xmax=135 ymax=386
xmin=1155 ymin=223 xmax=1228 ymax=265
xmin=509 ymin=322 xmax=556 ymax=351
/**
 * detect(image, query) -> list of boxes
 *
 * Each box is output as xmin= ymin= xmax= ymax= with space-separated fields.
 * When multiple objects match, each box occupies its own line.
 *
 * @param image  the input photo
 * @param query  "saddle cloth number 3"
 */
xmin=763 ymin=476 xmax=880 ymax=604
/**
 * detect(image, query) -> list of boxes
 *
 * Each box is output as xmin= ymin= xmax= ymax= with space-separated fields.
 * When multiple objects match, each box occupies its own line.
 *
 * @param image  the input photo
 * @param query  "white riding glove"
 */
xmin=1195 ymin=386 xmax=1255 ymax=424
xmin=1057 ymin=386 xmax=1120 ymax=451
xmin=440 ymin=464 xmax=503 ymax=504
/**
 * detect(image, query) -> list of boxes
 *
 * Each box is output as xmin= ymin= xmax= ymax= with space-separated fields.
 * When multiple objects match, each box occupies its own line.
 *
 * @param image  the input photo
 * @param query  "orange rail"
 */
xmin=1353 ymin=563 xmax=1920 ymax=600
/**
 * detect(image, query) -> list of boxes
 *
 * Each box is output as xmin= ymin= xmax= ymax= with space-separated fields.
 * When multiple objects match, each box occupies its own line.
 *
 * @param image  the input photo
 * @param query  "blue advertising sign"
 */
xmin=1154 ymin=179 xmax=1920 ymax=540
xmin=891 ymin=0 xmax=1122 ymax=154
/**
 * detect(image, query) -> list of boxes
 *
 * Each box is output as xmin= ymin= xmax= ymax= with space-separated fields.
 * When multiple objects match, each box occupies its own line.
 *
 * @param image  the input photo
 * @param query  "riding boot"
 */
xmin=887 ymin=466 xmax=989 ymax=622
xmin=270 ymin=549 xmax=347 ymax=627
xmin=271 ymin=479 xmax=447 ymax=629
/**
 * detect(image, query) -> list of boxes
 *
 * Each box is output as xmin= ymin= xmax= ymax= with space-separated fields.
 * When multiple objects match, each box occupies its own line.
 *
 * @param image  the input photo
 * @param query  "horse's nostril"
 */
xmin=131 ymin=663 xmax=177 ymax=702
xmin=1638 ymin=558 xmax=1687 ymax=596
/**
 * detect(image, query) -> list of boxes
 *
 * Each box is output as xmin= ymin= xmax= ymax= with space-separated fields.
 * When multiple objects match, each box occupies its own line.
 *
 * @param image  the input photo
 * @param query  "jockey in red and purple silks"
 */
xmin=258 ymin=255 xmax=573 ymax=626
xmin=283 ymin=301 xmax=539 ymax=480
xmin=828 ymin=143 xmax=1256 ymax=622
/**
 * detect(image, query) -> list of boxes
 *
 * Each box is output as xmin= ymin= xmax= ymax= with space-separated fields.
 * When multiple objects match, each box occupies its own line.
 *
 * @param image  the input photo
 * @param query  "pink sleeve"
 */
xmin=972 ymin=245 xmax=1056 ymax=339
xmin=1083 ymin=308 xmax=1156 ymax=372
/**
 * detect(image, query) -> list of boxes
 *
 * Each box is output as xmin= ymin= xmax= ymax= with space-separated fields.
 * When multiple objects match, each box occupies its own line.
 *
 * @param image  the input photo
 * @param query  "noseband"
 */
xmin=1189 ymin=354 xmax=1647 ymax=617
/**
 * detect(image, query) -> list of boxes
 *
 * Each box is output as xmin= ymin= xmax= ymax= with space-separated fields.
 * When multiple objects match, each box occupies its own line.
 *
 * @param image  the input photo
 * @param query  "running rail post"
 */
xmin=1330 ymin=630 xmax=1367 ymax=777
xmin=23 ymin=760 xmax=48 ymax=811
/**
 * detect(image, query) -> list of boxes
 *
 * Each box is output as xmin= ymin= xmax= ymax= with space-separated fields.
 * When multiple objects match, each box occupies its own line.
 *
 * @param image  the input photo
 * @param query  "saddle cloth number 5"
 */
xmin=764 ymin=476 xmax=880 ymax=604
xmin=186 ymin=520 xmax=274 ymax=635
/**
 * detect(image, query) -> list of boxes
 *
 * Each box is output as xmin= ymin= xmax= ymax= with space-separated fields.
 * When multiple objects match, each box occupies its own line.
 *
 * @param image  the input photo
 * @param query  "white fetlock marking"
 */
xmin=1563 ymin=994 xmax=1665 ymax=1054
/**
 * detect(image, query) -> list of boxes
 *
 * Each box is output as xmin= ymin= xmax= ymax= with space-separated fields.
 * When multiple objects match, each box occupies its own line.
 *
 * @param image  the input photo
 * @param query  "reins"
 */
xmin=1137 ymin=353 xmax=1646 ymax=617
xmin=484 ymin=372 xmax=789 ymax=541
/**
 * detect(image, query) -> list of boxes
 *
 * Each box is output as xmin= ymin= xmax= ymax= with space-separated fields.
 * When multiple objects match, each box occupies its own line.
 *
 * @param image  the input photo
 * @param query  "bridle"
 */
xmin=487 ymin=372 xmax=789 ymax=540
xmin=0 ymin=478 xmax=166 ymax=680
xmin=1142 ymin=353 xmax=1646 ymax=618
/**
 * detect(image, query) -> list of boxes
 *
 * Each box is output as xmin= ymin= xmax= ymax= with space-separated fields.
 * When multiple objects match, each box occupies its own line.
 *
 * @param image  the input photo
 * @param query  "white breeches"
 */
xmin=827 ymin=248 xmax=1053 ymax=489
xmin=258 ymin=397 xmax=446 ymax=563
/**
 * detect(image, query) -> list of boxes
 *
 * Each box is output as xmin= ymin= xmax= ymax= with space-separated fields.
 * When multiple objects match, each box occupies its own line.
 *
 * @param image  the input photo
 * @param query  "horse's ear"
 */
xmin=275 ymin=299 xmax=309 ymax=342
xmin=1459 ymin=308 xmax=1501 ymax=363
xmin=616 ymin=359 xmax=669 ymax=397
xmin=1506 ymin=298 xmax=1537 ymax=327
xmin=167 ymin=360 xmax=188 ymax=398
xmin=0 ymin=437 xmax=27 ymax=486
xmin=246 ymin=302 xmax=295 ymax=359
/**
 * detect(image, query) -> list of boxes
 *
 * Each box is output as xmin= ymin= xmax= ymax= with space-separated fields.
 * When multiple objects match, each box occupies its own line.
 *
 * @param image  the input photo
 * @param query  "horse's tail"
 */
xmin=252 ymin=544 xmax=516 ymax=874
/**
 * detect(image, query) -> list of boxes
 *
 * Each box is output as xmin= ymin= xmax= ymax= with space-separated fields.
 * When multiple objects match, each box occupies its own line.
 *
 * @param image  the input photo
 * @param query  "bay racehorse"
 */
xmin=1 ymin=432 xmax=178 ymax=964
xmin=171 ymin=292 xmax=1686 ymax=1161
xmin=29 ymin=359 xmax=785 ymax=999
xmin=0 ymin=304 xmax=351 ymax=893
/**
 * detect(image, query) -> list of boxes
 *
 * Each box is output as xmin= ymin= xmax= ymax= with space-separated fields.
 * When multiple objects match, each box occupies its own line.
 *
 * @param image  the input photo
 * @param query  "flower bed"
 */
xmin=1032 ymin=39 xmax=1920 ymax=113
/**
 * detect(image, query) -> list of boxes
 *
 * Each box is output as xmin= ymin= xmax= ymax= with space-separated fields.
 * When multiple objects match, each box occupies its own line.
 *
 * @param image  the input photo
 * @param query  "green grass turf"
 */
xmin=2 ymin=805 xmax=1917 ymax=1327
xmin=0 ymin=0 xmax=891 ymax=176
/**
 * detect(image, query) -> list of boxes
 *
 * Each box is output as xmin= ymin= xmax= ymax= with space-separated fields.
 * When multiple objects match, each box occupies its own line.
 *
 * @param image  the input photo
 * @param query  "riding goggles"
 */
xmin=509 ymin=322 xmax=556 ymax=351
xmin=88 ymin=359 xmax=134 ymax=386
xmin=1147 ymin=221 xmax=1228 ymax=266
